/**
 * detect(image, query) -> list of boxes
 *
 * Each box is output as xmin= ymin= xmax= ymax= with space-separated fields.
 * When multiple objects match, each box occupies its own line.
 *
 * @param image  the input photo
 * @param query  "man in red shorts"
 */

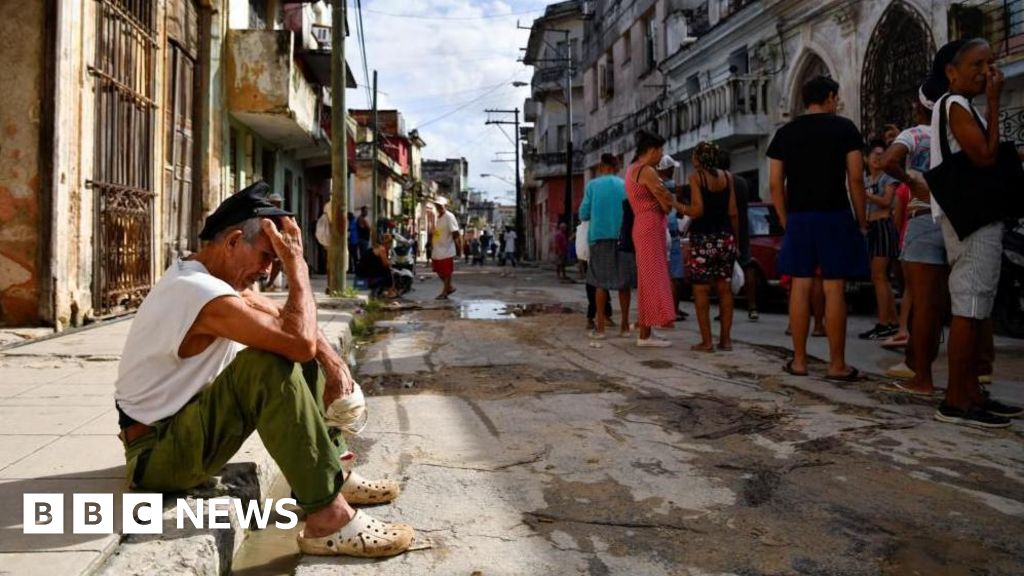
xmin=430 ymin=197 xmax=461 ymax=299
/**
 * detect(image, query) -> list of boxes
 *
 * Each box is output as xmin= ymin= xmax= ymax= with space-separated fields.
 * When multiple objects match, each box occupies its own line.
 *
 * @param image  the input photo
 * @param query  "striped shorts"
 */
xmin=940 ymin=219 xmax=1003 ymax=320
xmin=867 ymin=218 xmax=898 ymax=259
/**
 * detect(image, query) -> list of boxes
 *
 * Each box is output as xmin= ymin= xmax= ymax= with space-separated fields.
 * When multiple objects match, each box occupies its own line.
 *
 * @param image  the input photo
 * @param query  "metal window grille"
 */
xmin=861 ymin=2 xmax=934 ymax=138
xmin=950 ymin=1 xmax=1024 ymax=60
xmin=89 ymin=0 xmax=157 ymax=314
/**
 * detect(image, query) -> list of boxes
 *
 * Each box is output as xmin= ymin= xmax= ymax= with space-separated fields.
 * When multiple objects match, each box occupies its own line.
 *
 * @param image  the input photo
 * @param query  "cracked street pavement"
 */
xmin=293 ymin=265 xmax=1024 ymax=576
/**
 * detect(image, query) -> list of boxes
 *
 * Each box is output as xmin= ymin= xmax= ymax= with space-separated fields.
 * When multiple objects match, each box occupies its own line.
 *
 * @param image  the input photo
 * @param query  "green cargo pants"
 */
xmin=122 ymin=348 xmax=347 ymax=512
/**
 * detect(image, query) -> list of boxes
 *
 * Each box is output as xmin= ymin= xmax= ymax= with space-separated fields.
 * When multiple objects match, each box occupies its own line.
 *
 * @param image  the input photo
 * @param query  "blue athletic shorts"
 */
xmin=778 ymin=210 xmax=869 ymax=279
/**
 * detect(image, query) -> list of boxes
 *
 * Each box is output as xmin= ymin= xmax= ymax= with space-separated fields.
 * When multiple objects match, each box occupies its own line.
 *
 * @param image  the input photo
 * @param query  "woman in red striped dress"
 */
xmin=627 ymin=131 xmax=685 ymax=347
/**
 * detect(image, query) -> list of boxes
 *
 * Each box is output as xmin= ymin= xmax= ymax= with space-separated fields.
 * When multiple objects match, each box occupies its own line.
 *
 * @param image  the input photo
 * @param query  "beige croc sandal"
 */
xmin=342 ymin=470 xmax=401 ymax=505
xmin=297 ymin=510 xmax=414 ymax=557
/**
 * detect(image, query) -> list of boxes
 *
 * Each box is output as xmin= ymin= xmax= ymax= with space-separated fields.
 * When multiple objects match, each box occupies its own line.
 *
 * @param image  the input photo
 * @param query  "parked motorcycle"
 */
xmin=390 ymin=233 xmax=415 ymax=296
xmin=995 ymin=218 xmax=1024 ymax=338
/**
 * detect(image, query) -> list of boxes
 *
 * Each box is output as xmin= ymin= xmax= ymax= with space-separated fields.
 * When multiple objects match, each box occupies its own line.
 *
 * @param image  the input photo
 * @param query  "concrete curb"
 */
xmin=88 ymin=299 xmax=360 ymax=576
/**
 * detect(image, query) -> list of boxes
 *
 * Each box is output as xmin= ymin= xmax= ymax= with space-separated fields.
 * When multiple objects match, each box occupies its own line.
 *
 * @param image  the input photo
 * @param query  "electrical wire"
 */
xmin=362 ymin=7 xmax=542 ymax=20
xmin=412 ymin=80 xmax=520 ymax=130
xmin=355 ymin=0 xmax=372 ymax=105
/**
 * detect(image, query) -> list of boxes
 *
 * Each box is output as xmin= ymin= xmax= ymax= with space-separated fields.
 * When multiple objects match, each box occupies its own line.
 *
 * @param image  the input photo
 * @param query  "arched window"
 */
xmin=861 ymin=1 xmax=934 ymax=137
xmin=790 ymin=52 xmax=830 ymax=117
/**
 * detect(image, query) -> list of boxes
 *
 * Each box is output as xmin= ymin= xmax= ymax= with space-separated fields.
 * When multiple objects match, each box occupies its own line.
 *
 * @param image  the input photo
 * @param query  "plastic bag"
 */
xmin=576 ymin=221 xmax=590 ymax=261
xmin=315 ymin=213 xmax=331 ymax=247
xmin=731 ymin=260 xmax=745 ymax=295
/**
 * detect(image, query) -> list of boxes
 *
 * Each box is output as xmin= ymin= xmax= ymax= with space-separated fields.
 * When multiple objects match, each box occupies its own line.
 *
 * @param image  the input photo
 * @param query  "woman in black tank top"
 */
xmin=682 ymin=141 xmax=740 ymax=352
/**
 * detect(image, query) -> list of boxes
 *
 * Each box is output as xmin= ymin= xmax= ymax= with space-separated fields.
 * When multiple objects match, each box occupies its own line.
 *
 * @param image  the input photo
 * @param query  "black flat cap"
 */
xmin=199 ymin=181 xmax=293 ymax=241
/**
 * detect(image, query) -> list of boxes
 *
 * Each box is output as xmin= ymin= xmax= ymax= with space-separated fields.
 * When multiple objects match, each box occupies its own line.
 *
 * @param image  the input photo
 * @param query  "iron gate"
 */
xmin=90 ymin=0 xmax=157 ymax=314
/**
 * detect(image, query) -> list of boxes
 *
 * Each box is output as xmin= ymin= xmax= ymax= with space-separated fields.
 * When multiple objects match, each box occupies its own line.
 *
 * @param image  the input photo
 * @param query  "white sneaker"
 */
xmin=636 ymin=336 xmax=671 ymax=348
xmin=588 ymin=330 xmax=606 ymax=340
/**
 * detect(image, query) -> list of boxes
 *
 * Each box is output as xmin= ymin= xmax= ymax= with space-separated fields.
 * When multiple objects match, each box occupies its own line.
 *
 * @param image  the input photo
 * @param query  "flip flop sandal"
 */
xmin=825 ymin=368 xmax=863 ymax=382
xmin=782 ymin=360 xmax=808 ymax=377
xmin=880 ymin=381 xmax=936 ymax=397
xmin=717 ymin=344 xmax=734 ymax=351
xmin=341 ymin=471 xmax=401 ymax=505
xmin=297 ymin=509 xmax=415 ymax=557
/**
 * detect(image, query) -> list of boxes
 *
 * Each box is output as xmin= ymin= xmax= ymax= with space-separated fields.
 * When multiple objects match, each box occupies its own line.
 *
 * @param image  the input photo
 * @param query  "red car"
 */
xmin=746 ymin=202 xmax=785 ymax=298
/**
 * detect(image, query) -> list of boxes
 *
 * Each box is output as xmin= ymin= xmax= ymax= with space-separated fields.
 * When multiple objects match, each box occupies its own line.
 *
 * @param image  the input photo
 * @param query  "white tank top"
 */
xmin=115 ymin=260 xmax=244 ymax=424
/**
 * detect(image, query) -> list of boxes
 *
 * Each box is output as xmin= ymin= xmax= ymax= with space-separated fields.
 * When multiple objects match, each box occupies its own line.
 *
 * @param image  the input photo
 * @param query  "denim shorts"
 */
xmin=940 ymin=218 xmax=1003 ymax=319
xmin=900 ymin=215 xmax=946 ymax=265
xmin=778 ymin=210 xmax=869 ymax=279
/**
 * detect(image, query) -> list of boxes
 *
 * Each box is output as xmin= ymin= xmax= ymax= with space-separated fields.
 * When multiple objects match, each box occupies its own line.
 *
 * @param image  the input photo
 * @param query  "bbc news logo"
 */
xmin=23 ymin=494 xmax=299 ymax=534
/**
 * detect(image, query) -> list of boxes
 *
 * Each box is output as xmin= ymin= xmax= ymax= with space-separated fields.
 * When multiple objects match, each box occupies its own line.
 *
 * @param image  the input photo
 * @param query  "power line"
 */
xmin=355 ymin=0 xmax=372 ymax=105
xmin=362 ymin=7 xmax=542 ymax=20
xmin=412 ymin=77 xmax=521 ymax=130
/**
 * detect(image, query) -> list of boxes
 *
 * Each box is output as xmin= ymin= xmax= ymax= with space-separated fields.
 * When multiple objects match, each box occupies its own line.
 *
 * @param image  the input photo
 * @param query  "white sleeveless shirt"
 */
xmin=115 ymin=260 xmax=244 ymax=424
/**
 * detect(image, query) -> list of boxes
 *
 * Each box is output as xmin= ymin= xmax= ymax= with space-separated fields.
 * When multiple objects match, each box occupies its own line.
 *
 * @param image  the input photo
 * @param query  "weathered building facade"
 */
xmin=522 ymin=0 xmax=586 ymax=262
xmin=580 ymin=0 xmax=674 ymax=175
xmin=0 ymin=0 xmax=355 ymax=328
xmin=422 ymin=157 xmax=470 ymax=217
xmin=568 ymin=0 xmax=1023 ymax=204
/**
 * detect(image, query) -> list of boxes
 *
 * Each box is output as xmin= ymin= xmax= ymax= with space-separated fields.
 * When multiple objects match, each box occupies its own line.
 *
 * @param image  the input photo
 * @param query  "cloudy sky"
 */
xmin=344 ymin=0 xmax=552 ymax=204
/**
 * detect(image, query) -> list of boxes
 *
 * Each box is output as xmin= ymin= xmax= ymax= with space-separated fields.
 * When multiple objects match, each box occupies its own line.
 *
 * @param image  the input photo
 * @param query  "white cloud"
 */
xmin=346 ymin=0 xmax=550 ymax=203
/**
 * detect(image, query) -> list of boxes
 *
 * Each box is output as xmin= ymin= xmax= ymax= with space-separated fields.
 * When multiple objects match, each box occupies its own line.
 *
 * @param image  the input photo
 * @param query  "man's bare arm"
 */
xmin=234 ymin=289 xmax=353 ymax=403
xmin=846 ymin=151 xmax=868 ymax=230
xmin=189 ymin=218 xmax=317 ymax=362
xmin=769 ymin=158 xmax=786 ymax=229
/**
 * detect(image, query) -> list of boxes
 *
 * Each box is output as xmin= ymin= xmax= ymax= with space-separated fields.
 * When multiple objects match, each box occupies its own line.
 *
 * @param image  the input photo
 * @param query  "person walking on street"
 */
xmin=627 ymin=131 xmax=684 ymax=347
xmin=768 ymin=75 xmax=870 ymax=380
xmin=927 ymin=39 xmax=1021 ymax=428
xmin=501 ymin=227 xmax=518 ymax=274
xmin=859 ymin=139 xmax=901 ymax=340
xmin=554 ymin=222 xmax=571 ymax=282
xmin=430 ymin=197 xmax=461 ymax=300
xmin=580 ymin=153 xmax=634 ymax=338
xmin=684 ymin=142 xmax=740 ymax=352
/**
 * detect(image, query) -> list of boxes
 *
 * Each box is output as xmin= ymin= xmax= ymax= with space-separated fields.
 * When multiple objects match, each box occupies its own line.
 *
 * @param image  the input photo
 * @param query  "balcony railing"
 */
xmin=676 ymin=75 xmax=769 ymax=133
xmin=661 ymin=75 xmax=771 ymax=150
xmin=950 ymin=1 xmax=1024 ymax=61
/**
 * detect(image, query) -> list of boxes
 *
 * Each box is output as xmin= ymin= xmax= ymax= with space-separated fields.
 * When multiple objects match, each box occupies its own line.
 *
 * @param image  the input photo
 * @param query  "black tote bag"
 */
xmin=924 ymin=94 xmax=1024 ymax=241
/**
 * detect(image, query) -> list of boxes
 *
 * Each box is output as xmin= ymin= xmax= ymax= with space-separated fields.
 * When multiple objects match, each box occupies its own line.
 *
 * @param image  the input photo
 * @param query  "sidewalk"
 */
xmin=0 ymin=279 xmax=358 ymax=576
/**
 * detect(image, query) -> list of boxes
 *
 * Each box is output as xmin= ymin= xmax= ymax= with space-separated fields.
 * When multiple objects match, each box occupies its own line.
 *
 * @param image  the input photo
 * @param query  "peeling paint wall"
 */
xmin=0 ymin=1 xmax=44 ymax=326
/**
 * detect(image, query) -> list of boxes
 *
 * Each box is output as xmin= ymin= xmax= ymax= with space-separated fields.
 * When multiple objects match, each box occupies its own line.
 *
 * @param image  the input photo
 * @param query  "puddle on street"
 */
xmin=458 ymin=300 xmax=576 ymax=320
xmin=459 ymin=299 xmax=514 ymax=320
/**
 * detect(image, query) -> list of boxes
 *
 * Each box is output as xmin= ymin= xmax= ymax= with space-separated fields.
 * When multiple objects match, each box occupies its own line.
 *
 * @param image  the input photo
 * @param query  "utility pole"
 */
xmin=484 ymin=108 xmax=523 ymax=255
xmin=371 ymin=70 xmax=379 ymax=244
xmin=563 ymin=42 xmax=574 ymax=227
xmin=328 ymin=0 xmax=348 ymax=294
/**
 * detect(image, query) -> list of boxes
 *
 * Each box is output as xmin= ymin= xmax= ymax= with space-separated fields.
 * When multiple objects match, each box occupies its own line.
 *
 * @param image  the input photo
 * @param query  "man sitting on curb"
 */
xmin=114 ymin=181 xmax=414 ymax=558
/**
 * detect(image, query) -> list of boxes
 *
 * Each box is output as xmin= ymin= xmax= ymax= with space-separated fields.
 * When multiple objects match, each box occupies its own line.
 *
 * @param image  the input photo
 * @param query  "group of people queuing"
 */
xmin=578 ymin=37 xmax=1021 ymax=430
xmin=771 ymin=38 xmax=1020 ymax=429
xmin=579 ymin=133 xmax=750 ymax=351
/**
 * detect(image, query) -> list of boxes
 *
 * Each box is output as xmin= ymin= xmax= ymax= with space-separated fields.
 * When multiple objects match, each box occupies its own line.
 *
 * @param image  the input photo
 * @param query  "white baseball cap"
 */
xmin=434 ymin=196 xmax=449 ymax=207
